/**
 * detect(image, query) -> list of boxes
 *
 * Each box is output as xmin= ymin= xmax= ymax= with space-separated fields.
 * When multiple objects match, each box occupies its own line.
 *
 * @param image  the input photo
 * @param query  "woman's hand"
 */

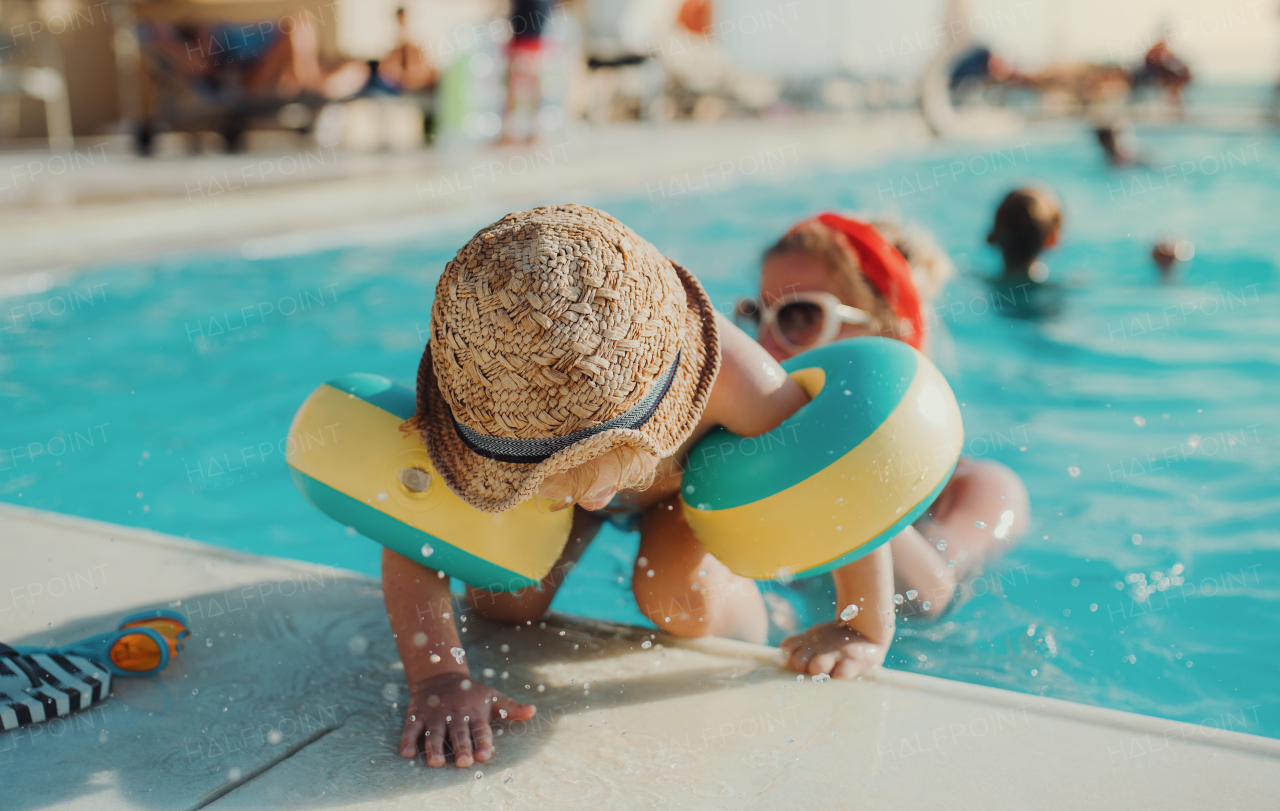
xmin=399 ymin=672 xmax=536 ymax=768
xmin=780 ymin=622 xmax=888 ymax=680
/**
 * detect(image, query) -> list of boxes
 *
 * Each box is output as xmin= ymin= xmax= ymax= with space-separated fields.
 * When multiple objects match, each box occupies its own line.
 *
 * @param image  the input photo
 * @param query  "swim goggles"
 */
xmin=10 ymin=608 xmax=189 ymax=678
xmin=116 ymin=608 xmax=191 ymax=657
xmin=736 ymin=291 xmax=872 ymax=354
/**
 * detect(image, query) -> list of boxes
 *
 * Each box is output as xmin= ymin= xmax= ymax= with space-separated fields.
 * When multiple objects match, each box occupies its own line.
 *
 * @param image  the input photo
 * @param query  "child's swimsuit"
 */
xmin=596 ymin=496 xmax=642 ymax=533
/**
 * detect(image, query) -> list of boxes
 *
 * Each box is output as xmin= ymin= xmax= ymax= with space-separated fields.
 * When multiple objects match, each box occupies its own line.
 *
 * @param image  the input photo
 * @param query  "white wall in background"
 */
xmin=721 ymin=0 xmax=1278 ymax=82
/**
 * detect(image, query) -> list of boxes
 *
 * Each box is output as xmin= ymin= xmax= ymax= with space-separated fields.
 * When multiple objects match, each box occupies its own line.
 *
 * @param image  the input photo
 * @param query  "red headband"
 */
xmin=792 ymin=213 xmax=925 ymax=350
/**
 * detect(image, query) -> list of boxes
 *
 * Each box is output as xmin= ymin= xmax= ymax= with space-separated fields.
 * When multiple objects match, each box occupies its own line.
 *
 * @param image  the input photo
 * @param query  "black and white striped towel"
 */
xmin=0 ymin=652 xmax=111 ymax=731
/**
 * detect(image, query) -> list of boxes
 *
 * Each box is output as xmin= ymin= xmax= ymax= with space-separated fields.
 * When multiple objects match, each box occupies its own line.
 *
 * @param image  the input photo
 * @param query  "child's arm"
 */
xmin=382 ymin=548 xmax=535 ymax=768
xmin=704 ymin=311 xmax=810 ymax=437
xmin=779 ymin=544 xmax=896 ymax=679
xmin=639 ymin=313 xmax=809 ymax=505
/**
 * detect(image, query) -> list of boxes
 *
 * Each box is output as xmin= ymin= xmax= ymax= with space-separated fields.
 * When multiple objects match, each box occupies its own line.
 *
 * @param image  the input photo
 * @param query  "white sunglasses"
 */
xmin=736 ymin=291 xmax=872 ymax=353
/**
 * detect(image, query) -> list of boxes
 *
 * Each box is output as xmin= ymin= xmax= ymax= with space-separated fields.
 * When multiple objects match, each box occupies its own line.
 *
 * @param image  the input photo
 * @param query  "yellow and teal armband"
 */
xmin=286 ymin=374 xmax=571 ymax=592
xmin=681 ymin=338 xmax=964 ymax=580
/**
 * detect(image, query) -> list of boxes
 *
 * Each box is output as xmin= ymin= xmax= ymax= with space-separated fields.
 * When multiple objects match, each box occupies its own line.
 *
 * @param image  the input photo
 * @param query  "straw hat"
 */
xmin=407 ymin=204 xmax=721 ymax=513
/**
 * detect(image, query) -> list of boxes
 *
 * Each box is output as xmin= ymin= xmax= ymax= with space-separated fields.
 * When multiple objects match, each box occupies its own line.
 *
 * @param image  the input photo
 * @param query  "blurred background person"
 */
xmin=503 ymin=0 xmax=555 ymax=143
xmin=1094 ymin=121 xmax=1143 ymax=166
xmin=1152 ymin=237 xmax=1195 ymax=280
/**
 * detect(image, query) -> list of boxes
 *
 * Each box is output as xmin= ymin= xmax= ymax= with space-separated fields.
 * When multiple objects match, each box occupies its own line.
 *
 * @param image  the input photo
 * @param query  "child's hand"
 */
xmin=399 ymin=672 xmax=536 ymax=768
xmin=779 ymin=622 xmax=888 ymax=680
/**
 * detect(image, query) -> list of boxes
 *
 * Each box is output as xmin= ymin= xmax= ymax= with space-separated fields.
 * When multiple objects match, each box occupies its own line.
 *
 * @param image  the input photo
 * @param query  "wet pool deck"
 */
xmin=2 ymin=503 xmax=1278 ymax=810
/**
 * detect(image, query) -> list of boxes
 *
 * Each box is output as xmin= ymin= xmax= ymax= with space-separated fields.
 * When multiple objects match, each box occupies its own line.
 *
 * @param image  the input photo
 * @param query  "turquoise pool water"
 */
xmin=2 ymin=126 xmax=1276 ymax=739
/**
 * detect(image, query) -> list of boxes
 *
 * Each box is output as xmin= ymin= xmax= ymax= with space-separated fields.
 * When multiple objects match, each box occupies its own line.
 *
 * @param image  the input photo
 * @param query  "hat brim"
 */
xmin=416 ymin=261 xmax=721 ymax=514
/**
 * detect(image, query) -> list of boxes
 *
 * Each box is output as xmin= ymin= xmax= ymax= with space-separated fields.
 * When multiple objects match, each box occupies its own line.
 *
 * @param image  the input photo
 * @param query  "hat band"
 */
xmin=453 ymin=350 xmax=681 ymax=464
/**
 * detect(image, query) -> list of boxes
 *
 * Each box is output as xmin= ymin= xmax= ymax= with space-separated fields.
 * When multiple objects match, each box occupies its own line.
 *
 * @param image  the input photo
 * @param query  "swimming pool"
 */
xmin=2 ymin=126 xmax=1276 ymax=739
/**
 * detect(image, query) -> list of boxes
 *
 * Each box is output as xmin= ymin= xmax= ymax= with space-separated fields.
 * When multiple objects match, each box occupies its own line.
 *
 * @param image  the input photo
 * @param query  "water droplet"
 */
xmin=783 ymin=736 xmax=795 ymax=744
xmin=227 ymin=767 xmax=242 ymax=783
xmin=451 ymin=647 xmax=466 ymax=663
xmin=935 ymin=539 xmax=948 ymax=551
xmin=429 ymin=654 xmax=441 ymax=663
xmin=974 ymin=520 xmax=987 ymax=529
xmin=1067 ymin=465 xmax=1081 ymax=478
xmin=922 ymin=601 xmax=931 ymax=611
xmin=1132 ymin=534 xmax=1143 ymax=545
xmin=641 ymin=640 xmax=652 ymax=649
xmin=637 ymin=556 xmax=648 ymax=567
xmin=905 ymin=590 xmax=918 ymax=600
xmin=646 ymin=569 xmax=655 ymax=578
xmin=347 ymin=635 xmax=368 ymax=656
xmin=893 ymin=593 xmax=904 ymax=605
xmin=500 ymin=643 xmax=510 ymax=653
xmin=1133 ymin=416 xmax=1146 ymax=427
xmin=499 ymin=709 xmax=508 ymax=719
xmin=413 ymin=632 xmax=428 ymax=647
xmin=191 ymin=688 xmax=198 ymax=695
xmin=503 ymin=768 xmax=515 ymax=783
xmin=267 ymin=729 xmax=284 ymax=745
xmin=482 ymin=668 xmax=496 ymax=678
xmin=420 ymin=543 xmax=434 ymax=558
xmin=839 ymin=604 xmax=859 ymax=621
xmin=812 ymin=673 xmax=831 ymax=684
xmin=698 ymin=570 xmax=707 ymax=577
xmin=205 ymin=638 xmax=213 ymax=647
xmin=1071 ymin=578 xmax=1080 ymax=587
xmin=1089 ymin=603 xmax=1098 ymax=612
xmin=475 ymin=771 xmax=483 ymax=779
xmin=377 ymin=492 xmax=388 ymax=501
xmin=775 ymin=567 xmax=794 ymax=585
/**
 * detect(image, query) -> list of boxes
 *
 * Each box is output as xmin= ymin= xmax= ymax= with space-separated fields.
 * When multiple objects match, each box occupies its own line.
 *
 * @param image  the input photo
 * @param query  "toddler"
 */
xmin=385 ymin=204 xmax=814 ymax=768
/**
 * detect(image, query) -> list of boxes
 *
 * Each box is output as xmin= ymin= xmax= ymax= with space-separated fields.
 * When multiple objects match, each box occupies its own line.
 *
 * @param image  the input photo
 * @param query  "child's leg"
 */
xmin=466 ymin=508 xmax=602 ymax=624
xmin=893 ymin=458 xmax=1030 ymax=617
xmin=633 ymin=494 xmax=768 ymax=643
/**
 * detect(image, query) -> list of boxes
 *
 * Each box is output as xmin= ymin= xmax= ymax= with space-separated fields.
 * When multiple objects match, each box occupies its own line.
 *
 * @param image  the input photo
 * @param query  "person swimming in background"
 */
xmin=984 ymin=187 xmax=1069 ymax=319
xmin=1094 ymin=122 xmax=1144 ymax=167
xmin=988 ymin=187 xmax=1060 ymax=284
xmin=744 ymin=214 xmax=1029 ymax=639
xmin=1152 ymin=237 xmax=1195 ymax=280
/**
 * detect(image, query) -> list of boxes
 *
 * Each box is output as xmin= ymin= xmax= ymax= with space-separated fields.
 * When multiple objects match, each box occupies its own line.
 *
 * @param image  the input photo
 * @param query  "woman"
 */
xmin=744 ymin=213 xmax=1030 ymax=620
